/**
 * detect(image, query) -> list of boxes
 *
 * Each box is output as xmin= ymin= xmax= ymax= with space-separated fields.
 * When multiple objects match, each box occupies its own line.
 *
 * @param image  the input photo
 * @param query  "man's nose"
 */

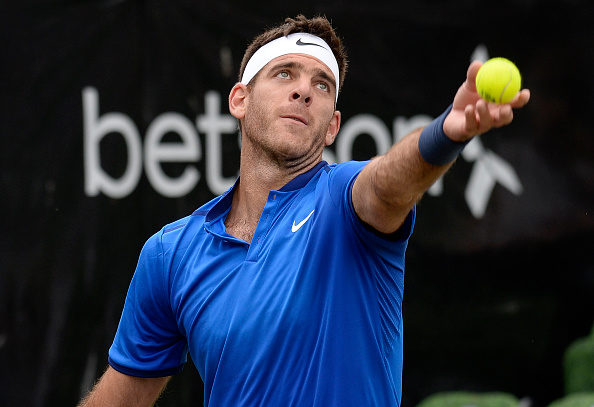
xmin=291 ymin=78 xmax=312 ymax=106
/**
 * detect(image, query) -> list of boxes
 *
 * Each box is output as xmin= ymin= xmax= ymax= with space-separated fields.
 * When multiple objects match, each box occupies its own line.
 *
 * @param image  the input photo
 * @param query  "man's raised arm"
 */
xmin=352 ymin=61 xmax=530 ymax=234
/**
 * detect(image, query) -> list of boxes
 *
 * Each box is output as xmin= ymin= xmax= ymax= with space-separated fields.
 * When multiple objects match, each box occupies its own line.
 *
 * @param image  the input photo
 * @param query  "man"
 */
xmin=78 ymin=15 xmax=530 ymax=407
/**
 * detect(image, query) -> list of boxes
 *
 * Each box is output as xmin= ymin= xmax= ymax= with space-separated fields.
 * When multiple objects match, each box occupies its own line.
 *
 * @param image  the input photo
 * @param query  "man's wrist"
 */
xmin=418 ymin=105 xmax=469 ymax=166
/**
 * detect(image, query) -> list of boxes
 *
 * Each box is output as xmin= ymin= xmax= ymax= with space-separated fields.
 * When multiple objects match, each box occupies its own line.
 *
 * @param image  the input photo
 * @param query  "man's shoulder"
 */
xmin=323 ymin=160 xmax=369 ymax=180
xmin=150 ymin=194 xmax=224 ymax=245
xmin=313 ymin=160 xmax=369 ymax=201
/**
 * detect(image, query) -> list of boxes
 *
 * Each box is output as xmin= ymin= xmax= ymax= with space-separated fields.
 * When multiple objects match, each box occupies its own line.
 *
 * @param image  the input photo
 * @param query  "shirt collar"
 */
xmin=205 ymin=161 xmax=328 ymax=223
xmin=279 ymin=161 xmax=328 ymax=191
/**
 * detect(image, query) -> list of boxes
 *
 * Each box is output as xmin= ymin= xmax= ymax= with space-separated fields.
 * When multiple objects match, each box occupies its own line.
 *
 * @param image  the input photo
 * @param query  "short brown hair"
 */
xmin=238 ymin=15 xmax=348 ymax=93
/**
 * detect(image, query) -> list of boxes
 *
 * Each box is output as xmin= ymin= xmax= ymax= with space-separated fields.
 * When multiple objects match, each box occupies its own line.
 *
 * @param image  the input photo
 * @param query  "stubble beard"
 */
xmin=241 ymin=101 xmax=328 ymax=169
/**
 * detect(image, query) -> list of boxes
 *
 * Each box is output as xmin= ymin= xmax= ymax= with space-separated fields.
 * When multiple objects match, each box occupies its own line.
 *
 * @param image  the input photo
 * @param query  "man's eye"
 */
xmin=318 ymin=82 xmax=328 ymax=91
xmin=278 ymin=71 xmax=290 ymax=79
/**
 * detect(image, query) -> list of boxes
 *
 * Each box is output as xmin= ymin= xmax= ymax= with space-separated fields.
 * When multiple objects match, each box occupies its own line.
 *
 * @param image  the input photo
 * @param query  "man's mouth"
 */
xmin=282 ymin=115 xmax=308 ymax=125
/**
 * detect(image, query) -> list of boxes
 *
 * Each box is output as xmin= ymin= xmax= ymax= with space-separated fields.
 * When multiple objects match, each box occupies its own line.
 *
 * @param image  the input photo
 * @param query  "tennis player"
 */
xmin=78 ymin=14 xmax=530 ymax=407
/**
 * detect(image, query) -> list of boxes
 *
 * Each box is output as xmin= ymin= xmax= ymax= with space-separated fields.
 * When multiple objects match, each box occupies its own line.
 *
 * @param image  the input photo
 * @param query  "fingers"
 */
xmin=464 ymin=99 xmax=517 ymax=135
xmin=462 ymin=61 xmax=483 ymax=94
xmin=464 ymin=104 xmax=479 ymax=134
xmin=463 ymin=99 xmax=492 ymax=134
xmin=510 ymin=89 xmax=531 ymax=108
xmin=467 ymin=60 xmax=483 ymax=86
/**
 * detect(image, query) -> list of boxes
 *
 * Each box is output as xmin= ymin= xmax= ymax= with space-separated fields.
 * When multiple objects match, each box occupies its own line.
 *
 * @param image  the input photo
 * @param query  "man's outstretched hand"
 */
xmin=444 ymin=60 xmax=531 ymax=142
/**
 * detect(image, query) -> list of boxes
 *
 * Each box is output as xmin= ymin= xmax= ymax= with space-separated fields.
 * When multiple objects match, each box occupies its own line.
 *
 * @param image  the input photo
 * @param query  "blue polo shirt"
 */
xmin=109 ymin=160 xmax=415 ymax=406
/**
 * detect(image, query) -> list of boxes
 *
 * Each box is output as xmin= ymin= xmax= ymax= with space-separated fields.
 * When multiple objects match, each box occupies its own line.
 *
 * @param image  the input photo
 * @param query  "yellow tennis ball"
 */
xmin=475 ymin=57 xmax=522 ymax=104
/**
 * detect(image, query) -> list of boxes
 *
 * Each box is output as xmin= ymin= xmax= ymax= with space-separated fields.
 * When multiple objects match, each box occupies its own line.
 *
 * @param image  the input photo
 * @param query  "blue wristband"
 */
xmin=418 ymin=105 xmax=469 ymax=166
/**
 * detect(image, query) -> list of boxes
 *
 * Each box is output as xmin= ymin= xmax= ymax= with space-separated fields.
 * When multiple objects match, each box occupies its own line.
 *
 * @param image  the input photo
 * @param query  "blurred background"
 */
xmin=1 ymin=0 xmax=593 ymax=406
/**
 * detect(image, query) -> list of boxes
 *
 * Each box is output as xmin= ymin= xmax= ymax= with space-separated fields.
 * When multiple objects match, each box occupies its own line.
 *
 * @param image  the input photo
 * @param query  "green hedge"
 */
xmin=549 ymin=393 xmax=594 ymax=407
xmin=564 ymin=325 xmax=594 ymax=393
xmin=416 ymin=392 xmax=519 ymax=407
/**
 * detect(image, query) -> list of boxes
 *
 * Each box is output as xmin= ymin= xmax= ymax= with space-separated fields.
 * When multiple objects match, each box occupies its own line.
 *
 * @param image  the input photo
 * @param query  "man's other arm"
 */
xmin=77 ymin=366 xmax=171 ymax=407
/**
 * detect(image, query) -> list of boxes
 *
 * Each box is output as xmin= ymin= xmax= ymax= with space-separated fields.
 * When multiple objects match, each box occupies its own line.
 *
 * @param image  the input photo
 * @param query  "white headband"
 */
xmin=240 ymin=33 xmax=340 ymax=102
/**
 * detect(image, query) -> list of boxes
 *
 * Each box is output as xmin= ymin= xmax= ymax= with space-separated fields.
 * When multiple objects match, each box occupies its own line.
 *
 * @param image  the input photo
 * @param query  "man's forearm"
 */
xmin=375 ymin=128 xmax=453 ymax=205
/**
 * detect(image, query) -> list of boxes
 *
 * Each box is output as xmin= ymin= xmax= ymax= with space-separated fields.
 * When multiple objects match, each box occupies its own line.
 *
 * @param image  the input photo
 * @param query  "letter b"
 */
xmin=83 ymin=87 xmax=142 ymax=198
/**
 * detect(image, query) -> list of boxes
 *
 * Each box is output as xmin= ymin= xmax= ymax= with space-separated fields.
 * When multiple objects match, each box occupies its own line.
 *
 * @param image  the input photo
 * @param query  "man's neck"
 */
xmin=224 ymin=151 xmax=321 ymax=243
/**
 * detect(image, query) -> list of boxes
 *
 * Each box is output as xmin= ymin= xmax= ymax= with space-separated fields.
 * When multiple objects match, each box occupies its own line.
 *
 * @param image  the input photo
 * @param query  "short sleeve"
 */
xmin=108 ymin=231 xmax=188 ymax=378
xmin=327 ymin=161 xmax=416 ymax=245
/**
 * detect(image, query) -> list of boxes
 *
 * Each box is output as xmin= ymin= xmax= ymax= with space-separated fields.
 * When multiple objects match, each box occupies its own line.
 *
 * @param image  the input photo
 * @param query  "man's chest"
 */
xmin=170 ymin=230 xmax=337 ymax=372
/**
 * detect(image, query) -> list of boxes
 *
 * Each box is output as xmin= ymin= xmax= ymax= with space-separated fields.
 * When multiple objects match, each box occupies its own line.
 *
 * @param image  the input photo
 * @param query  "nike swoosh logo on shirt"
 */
xmin=296 ymin=38 xmax=325 ymax=49
xmin=291 ymin=209 xmax=315 ymax=233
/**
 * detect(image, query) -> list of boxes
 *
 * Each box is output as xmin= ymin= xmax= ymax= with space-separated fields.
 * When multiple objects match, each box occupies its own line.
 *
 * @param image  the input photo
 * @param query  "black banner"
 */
xmin=1 ymin=1 xmax=593 ymax=406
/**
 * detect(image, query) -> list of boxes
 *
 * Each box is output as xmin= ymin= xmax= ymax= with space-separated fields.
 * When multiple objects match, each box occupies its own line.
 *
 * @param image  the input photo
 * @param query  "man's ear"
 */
xmin=229 ymin=83 xmax=247 ymax=120
xmin=325 ymin=110 xmax=341 ymax=146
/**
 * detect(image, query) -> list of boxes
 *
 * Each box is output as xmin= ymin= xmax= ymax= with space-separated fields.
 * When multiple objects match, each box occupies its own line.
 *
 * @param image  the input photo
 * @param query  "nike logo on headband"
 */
xmin=296 ymin=38 xmax=326 ymax=49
